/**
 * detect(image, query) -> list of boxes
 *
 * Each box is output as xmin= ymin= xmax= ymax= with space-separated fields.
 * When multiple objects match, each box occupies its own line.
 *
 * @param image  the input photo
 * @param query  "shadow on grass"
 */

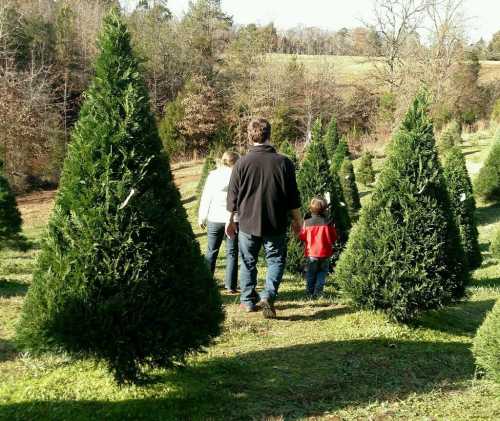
xmin=413 ymin=299 xmax=496 ymax=337
xmin=181 ymin=195 xmax=196 ymax=205
xmin=278 ymin=305 xmax=354 ymax=321
xmin=0 ymin=279 xmax=29 ymax=298
xmin=475 ymin=203 xmax=500 ymax=226
xmin=0 ymin=338 xmax=18 ymax=363
xmin=462 ymin=149 xmax=481 ymax=156
xmin=470 ymin=277 xmax=500 ymax=289
xmin=358 ymin=190 xmax=373 ymax=199
xmin=1 ymin=234 xmax=34 ymax=253
xmin=0 ymin=339 xmax=475 ymax=420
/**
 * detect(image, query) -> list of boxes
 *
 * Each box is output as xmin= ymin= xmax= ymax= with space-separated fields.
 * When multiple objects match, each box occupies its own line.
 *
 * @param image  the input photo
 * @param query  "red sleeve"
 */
xmin=299 ymin=227 xmax=307 ymax=241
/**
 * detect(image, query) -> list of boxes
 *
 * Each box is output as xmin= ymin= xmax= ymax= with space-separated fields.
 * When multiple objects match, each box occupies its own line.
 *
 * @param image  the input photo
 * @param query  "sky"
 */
xmin=120 ymin=0 xmax=499 ymax=42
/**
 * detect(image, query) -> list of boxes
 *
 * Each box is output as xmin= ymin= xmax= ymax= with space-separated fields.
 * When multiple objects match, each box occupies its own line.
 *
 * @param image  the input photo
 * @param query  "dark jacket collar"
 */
xmin=249 ymin=144 xmax=277 ymax=154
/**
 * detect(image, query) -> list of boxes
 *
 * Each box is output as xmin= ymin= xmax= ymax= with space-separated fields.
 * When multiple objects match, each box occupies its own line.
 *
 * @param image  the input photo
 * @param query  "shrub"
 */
xmin=339 ymin=158 xmax=361 ymax=222
xmin=443 ymin=147 xmax=482 ymax=269
xmin=357 ymin=151 xmax=375 ymax=186
xmin=437 ymin=121 xmax=461 ymax=154
xmin=472 ymin=299 xmax=500 ymax=383
xmin=159 ymin=97 xmax=185 ymax=159
xmin=475 ymin=134 xmax=500 ymax=202
xmin=335 ymin=91 xmax=469 ymax=322
xmin=287 ymin=118 xmax=351 ymax=274
xmin=323 ymin=115 xmax=340 ymax=160
xmin=17 ymin=10 xmax=223 ymax=384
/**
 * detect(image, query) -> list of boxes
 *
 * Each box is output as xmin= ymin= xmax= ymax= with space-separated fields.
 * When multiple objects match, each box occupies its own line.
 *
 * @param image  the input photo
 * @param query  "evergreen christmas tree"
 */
xmin=475 ymin=133 xmax=500 ymax=202
xmin=491 ymin=227 xmax=500 ymax=258
xmin=323 ymin=115 xmax=340 ymax=159
xmin=196 ymin=155 xmax=217 ymax=194
xmin=287 ymin=118 xmax=351 ymax=274
xmin=357 ymin=151 xmax=376 ymax=186
xmin=443 ymin=146 xmax=482 ymax=269
xmin=335 ymin=92 xmax=468 ymax=322
xmin=17 ymin=10 xmax=223 ymax=383
xmin=339 ymin=158 xmax=361 ymax=222
xmin=271 ymin=104 xmax=300 ymax=150
xmin=0 ymin=159 xmax=23 ymax=242
xmin=279 ymin=140 xmax=299 ymax=168
xmin=330 ymin=137 xmax=350 ymax=174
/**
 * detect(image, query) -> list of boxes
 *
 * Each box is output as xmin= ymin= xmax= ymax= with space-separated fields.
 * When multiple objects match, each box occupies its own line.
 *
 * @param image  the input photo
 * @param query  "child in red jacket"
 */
xmin=299 ymin=197 xmax=338 ymax=297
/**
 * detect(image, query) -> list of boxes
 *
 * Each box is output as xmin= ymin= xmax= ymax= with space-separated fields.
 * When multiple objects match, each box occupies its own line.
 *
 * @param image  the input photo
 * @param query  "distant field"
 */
xmin=270 ymin=54 xmax=500 ymax=85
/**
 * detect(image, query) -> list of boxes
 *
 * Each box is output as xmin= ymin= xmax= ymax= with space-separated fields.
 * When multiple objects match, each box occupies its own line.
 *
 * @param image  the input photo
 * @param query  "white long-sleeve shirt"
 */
xmin=198 ymin=166 xmax=233 ymax=225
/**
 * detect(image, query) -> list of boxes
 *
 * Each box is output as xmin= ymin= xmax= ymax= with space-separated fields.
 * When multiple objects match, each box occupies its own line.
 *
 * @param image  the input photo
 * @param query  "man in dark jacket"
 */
xmin=226 ymin=118 xmax=302 ymax=318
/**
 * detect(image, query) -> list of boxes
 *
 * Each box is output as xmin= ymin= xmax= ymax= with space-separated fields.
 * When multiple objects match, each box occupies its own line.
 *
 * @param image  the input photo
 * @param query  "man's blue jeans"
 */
xmin=238 ymin=231 xmax=287 ymax=306
xmin=205 ymin=222 xmax=238 ymax=291
xmin=305 ymin=257 xmax=329 ymax=296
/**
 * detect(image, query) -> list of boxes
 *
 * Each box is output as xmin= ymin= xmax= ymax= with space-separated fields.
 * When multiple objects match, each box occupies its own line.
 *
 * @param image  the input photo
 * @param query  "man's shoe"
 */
xmin=239 ymin=303 xmax=256 ymax=313
xmin=257 ymin=299 xmax=276 ymax=319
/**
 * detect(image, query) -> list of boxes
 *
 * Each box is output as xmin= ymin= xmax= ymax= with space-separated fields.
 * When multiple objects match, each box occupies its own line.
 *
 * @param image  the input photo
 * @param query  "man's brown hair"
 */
xmin=310 ymin=196 xmax=328 ymax=215
xmin=247 ymin=118 xmax=271 ymax=144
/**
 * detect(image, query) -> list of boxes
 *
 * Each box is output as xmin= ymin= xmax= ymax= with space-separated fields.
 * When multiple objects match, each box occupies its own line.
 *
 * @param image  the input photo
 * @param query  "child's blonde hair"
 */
xmin=221 ymin=151 xmax=240 ymax=167
xmin=310 ymin=196 xmax=328 ymax=215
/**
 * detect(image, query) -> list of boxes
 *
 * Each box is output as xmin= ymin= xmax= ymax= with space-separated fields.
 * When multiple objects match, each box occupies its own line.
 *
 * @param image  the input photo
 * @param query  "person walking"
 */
xmin=199 ymin=151 xmax=240 ymax=293
xmin=299 ymin=197 xmax=338 ymax=298
xmin=226 ymin=118 xmax=302 ymax=318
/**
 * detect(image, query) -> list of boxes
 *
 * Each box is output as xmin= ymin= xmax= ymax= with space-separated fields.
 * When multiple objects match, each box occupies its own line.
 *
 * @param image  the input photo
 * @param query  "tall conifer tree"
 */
xmin=443 ymin=146 xmax=482 ymax=269
xmin=17 ymin=9 xmax=223 ymax=383
xmin=287 ymin=118 xmax=351 ymax=273
xmin=323 ymin=115 xmax=340 ymax=160
xmin=0 ymin=160 xmax=23 ymax=242
xmin=339 ymin=158 xmax=361 ymax=222
xmin=335 ymin=92 xmax=468 ymax=322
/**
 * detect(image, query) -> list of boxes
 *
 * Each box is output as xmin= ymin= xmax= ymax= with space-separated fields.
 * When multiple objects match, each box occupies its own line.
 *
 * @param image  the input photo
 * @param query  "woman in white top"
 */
xmin=198 ymin=151 xmax=240 ymax=293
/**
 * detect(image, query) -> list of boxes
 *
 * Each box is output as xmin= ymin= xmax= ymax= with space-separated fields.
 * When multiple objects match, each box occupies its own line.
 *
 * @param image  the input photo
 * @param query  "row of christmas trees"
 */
xmin=1 ymin=8 xmax=498 ymax=384
xmin=276 ymin=93 xmax=488 ymax=322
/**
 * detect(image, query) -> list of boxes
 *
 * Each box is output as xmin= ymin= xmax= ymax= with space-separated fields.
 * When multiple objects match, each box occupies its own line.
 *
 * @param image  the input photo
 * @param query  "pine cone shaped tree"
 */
xmin=279 ymin=140 xmax=299 ymax=169
xmin=17 ymin=9 xmax=223 ymax=383
xmin=357 ymin=151 xmax=376 ymax=186
xmin=286 ymin=118 xmax=351 ymax=274
xmin=196 ymin=155 xmax=217 ymax=194
xmin=443 ymin=146 xmax=482 ymax=269
xmin=0 ymin=160 xmax=23 ymax=241
xmin=475 ymin=132 xmax=500 ymax=202
xmin=331 ymin=137 xmax=350 ymax=174
xmin=323 ymin=115 xmax=340 ymax=160
xmin=335 ymin=92 xmax=468 ymax=322
xmin=339 ymin=158 xmax=361 ymax=222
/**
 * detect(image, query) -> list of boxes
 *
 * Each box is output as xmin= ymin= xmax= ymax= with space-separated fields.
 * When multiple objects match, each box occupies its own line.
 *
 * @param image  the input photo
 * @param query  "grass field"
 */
xmin=270 ymin=54 xmax=500 ymax=85
xmin=0 ymin=133 xmax=499 ymax=420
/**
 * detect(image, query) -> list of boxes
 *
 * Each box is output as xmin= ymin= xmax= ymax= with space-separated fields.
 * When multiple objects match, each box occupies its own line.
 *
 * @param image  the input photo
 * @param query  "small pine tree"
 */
xmin=323 ymin=115 xmax=340 ymax=160
xmin=0 ymin=160 xmax=23 ymax=241
xmin=17 ymin=10 xmax=223 ymax=383
xmin=472 ymin=300 xmax=500 ymax=383
xmin=287 ymin=118 xmax=351 ymax=274
xmin=339 ymin=158 xmax=361 ymax=222
xmin=443 ymin=146 xmax=482 ymax=269
xmin=437 ymin=121 xmax=461 ymax=154
xmin=196 ymin=155 xmax=217 ymax=194
xmin=335 ymin=92 xmax=468 ymax=322
xmin=271 ymin=104 xmax=300 ymax=150
xmin=357 ymin=151 xmax=375 ymax=186
xmin=279 ymin=140 xmax=299 ymax=169
xmin=331 ymin=137 xmax=350 ymax=174
xmin=475 ymin=134 xmax=500 ymax=202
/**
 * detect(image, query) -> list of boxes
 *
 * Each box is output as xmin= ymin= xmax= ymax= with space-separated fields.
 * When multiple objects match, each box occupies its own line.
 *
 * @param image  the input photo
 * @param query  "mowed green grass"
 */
xmin=0 ymin=136 xmax=499 ymax=420
xmin=269 ymin=54 xmax=500 ymax=85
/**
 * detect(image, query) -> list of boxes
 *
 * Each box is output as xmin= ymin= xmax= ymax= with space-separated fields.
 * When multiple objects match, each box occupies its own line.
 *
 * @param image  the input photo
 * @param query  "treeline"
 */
xmin=0 ymin=0 xmax=499 ymax=192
